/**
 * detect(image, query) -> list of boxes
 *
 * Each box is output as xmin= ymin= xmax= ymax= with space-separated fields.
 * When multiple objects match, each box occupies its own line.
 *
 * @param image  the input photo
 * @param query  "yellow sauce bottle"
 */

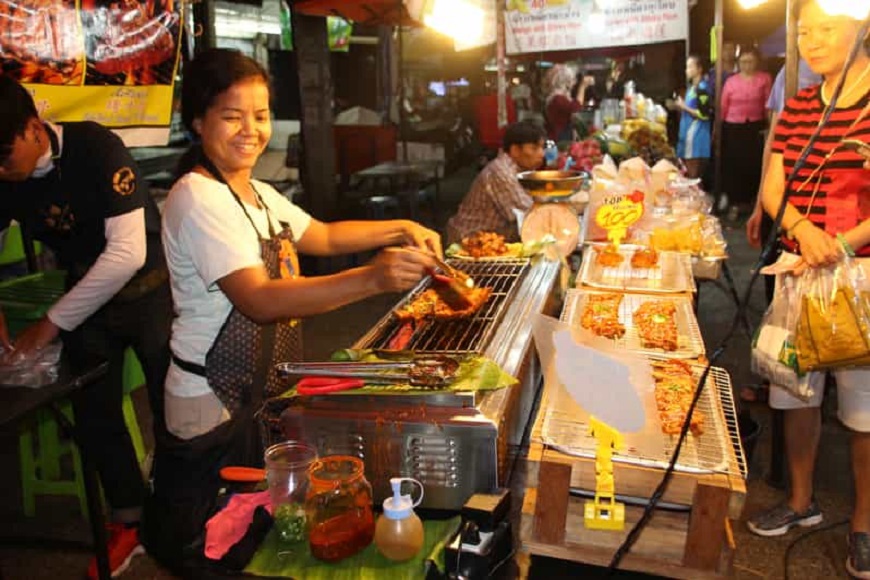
xmin=374 ymin=477 xmax=425 ymax=562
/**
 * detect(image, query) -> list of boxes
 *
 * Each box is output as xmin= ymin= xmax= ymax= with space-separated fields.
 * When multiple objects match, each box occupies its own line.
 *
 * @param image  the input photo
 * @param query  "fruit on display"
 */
xmin=621 ymin=119 xmax=675 ymax=167
xmin=567 ymin=138 xmax=603 ymax=172
xmin=592 ymin=132 xmax=632 ymax=162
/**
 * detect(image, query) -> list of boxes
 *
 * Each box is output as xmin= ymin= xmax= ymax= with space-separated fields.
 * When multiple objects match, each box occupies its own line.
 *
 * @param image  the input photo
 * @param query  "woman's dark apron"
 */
xmin=141 ymin=158 xmax=302 ymax=571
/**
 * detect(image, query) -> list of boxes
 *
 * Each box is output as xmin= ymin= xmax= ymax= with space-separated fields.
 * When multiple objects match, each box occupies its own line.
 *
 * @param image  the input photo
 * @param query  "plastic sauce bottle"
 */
xmin=374 ymin=477 xmax=425 ymax=562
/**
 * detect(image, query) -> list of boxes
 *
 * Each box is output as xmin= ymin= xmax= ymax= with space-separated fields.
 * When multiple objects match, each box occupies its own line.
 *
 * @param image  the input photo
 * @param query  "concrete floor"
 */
xmin=0 ymin=165 xmax=859 ymax=579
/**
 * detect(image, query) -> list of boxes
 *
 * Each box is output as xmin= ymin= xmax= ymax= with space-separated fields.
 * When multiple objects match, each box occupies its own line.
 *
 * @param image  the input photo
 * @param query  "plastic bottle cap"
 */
xmin=382 ymin=477 xmax=423 ymax=520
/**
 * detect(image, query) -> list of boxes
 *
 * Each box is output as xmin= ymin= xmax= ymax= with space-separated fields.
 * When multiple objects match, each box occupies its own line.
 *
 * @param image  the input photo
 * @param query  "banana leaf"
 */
xmin=244 ymin=516 xmax=460 ymax=579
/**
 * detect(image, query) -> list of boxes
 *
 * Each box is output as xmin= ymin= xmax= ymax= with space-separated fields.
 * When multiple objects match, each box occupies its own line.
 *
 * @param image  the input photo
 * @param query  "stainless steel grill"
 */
xmin=356 ymin=259 xmax=530 ymax=354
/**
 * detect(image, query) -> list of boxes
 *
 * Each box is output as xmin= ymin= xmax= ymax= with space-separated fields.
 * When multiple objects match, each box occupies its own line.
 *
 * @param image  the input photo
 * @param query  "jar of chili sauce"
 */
xmin=305 ymin=455 xmax=375 ymax=561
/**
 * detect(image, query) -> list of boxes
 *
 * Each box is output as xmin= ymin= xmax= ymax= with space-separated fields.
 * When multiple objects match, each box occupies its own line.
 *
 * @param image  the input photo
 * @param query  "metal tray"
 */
xmin=579 ymin=244 xmax=695 ymax=293
xmin=561 ymin=289 xmax=705 ymax=359
xmin=540 ymin=358 xmax=741 ymax=476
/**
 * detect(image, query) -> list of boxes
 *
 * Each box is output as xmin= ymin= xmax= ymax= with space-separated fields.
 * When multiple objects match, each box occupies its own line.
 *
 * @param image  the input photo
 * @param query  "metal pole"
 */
xmin=785 ymin=0 xmax=799 ymax=100
xmin=711 ymin=0 xmax=724 ymax=203
xmin=496 ymin=0 xmax=507 ymax=128
xmin=398 ymin=23 xmax=408 ymax=161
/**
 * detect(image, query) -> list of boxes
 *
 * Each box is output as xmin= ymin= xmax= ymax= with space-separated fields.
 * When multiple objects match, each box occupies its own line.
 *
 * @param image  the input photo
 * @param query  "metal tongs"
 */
xmin=429 ymin=255 xmax=477 ymax=310
xmin=275 ymin=355 xmax=461 ymax=389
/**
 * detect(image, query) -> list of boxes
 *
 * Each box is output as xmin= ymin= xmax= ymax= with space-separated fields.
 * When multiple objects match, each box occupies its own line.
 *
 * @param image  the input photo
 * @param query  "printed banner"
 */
xmin=505 ymin=0 xmax=687 ymax=55
xmin=0 ymin=0 xmax=183 ymax=146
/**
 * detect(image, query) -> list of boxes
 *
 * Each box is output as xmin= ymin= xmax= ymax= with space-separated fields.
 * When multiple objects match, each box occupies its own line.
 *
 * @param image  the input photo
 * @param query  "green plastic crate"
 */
xmin=0 ymin=271 xmax=66 ymax=337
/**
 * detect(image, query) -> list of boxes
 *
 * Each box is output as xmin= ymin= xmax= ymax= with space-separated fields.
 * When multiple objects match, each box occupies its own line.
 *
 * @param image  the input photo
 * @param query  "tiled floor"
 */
xmin=0 ymin=166 xmax=860 ymax=579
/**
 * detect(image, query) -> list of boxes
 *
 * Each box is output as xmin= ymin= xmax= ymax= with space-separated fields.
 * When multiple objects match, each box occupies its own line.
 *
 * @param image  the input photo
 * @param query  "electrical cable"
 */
xmin=783 ymin=519 xmax=849 ymax=580
xmin=607 ymin=16 xmax=870 ymax=573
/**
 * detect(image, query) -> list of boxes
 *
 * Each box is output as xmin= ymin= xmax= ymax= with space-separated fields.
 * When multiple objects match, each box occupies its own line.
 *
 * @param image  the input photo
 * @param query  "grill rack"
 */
xmin=540 ymin=358 xmax=746 ymax=477
xmin=355 ymin=259 xmax=530 ymax=354
xmin=579 ymin=245 xmax=695 ymax=293
xmin=561 ymin=289 xmax=706 ymax=359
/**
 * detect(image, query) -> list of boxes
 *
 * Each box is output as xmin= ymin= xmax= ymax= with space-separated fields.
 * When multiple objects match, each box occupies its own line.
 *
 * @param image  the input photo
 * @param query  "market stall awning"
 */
xmin=291 ymin=0 xmax=422 ymax=26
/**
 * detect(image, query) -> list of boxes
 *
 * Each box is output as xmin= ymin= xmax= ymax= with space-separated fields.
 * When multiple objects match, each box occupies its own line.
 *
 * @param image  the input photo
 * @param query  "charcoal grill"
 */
xmin=356 ymin=259 xmax=530 ymax=354
xmin=278 ymin=258 xmax=562 ymax=509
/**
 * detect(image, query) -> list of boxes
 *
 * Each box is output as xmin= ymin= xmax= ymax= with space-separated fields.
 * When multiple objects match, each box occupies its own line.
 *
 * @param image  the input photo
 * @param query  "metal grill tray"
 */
xmin=579 ymin=244 xmax=695 ymax=293
xmin=540 ymin=357 xmax=744 ymax=476
xmin=561 ymin=289 xmax=705 ymax=359
xmin=355 ymin=259 xmax=530 ymax=354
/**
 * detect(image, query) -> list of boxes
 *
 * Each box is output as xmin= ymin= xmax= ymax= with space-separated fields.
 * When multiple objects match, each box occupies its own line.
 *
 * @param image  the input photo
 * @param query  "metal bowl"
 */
xmin=517 ymin=170 xmax=589 ymax=201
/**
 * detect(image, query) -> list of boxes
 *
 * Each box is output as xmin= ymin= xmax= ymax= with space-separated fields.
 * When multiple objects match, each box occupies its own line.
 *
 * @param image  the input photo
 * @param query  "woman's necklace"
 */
xmin=821 ymin=62 xmax=870 ymax=106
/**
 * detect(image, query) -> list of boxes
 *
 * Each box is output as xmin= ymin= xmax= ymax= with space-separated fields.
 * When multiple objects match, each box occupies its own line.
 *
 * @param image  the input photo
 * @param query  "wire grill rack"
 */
xmin=356 ymin=259 xmax=530 ymax=354
xmin=579 ymin=246 xmax=695 ymax=293
xmin=540 ymin=358 xmax=746 ymax=477
xmin=561 ymin=289 xmax=705 ymax=359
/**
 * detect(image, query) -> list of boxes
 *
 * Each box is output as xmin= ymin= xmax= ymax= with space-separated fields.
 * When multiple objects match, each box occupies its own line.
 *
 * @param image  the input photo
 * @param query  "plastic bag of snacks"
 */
xmin=794 ymin=254 xmax=870 ymax=373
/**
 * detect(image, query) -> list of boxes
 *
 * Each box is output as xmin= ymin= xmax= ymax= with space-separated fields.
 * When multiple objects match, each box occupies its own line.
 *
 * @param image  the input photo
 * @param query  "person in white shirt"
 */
xmin=141 ymin=48 xmax=440 ymax=572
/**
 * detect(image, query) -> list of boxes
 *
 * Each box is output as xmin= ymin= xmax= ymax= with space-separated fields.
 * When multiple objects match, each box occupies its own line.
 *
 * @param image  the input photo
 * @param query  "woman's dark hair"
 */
xmin=739 ymin=46 xmax=762 ymax=61
xmin=176 ymin=48 xmax=270 ymax=178
xmin=687 ymin=54 xmax=708 ymax=75
xmin=503 ymin=120 xmax=547 ymax=151
xmin=0 ymin=75 xmax=39 ymax=165
xmin=181 ymin=48 xmax=270 ymax=135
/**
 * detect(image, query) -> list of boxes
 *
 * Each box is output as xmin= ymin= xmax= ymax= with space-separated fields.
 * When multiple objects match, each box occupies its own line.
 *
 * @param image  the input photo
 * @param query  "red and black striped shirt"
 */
xmin=773 ymin=85 xmax=870 ymax=255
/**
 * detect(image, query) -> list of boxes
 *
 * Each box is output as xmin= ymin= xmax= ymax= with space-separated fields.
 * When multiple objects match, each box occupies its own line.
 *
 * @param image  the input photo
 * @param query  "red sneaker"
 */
xmin=87 ymin=523 xmax=145 ymax=579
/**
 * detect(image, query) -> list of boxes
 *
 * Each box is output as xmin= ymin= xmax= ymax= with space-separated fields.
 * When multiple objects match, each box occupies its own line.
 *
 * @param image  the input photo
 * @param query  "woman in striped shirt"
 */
xmin=747 ymin=1 xmax=870 ymax=575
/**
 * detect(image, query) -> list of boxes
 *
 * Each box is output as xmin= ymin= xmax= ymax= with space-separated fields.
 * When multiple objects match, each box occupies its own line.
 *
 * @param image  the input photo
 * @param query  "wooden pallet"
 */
xmin=520 ymin=382 xmax=746 ymax=579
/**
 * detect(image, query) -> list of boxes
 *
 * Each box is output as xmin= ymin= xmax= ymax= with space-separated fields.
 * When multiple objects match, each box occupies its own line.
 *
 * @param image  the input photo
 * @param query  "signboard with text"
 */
xmin=0 ymin=0 xmax=183 ymax=146
xmin=505 ymin=0 xmax=688 ymax=55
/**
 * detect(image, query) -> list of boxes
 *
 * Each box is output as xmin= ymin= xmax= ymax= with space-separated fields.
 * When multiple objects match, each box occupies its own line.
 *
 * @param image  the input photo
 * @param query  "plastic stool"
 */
xmin=360 ymin=195 xmax=400 ymax=220
xmin=19 ymin=348 xmax=147 ymax=518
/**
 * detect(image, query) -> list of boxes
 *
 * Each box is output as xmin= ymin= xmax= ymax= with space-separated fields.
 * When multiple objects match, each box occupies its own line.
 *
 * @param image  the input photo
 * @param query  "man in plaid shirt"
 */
xmin=447 ymin=122 xmax=546 ymax=244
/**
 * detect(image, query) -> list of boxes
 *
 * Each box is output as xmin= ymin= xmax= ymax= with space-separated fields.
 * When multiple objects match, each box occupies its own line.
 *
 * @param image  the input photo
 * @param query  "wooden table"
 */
xmin=352 ymin=160 xmax=444 ymax=221
xmin=0 ymin=357 xmax=111 ymax=580
xmin=520 ymin=381 xmax=746 ymax=579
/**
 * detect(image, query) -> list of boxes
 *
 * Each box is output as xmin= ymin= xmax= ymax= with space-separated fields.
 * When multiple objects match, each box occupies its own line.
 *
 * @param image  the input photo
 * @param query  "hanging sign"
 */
xmin=0 ymin=0 xmax=183 ymax=146
xmin=504 ymin=0 xmax=688 ymax=55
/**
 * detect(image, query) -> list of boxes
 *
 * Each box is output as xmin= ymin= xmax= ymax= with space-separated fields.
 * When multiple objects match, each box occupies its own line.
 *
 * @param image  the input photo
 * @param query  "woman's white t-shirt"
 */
xmin=161 ymin=172 xmax=312 ymax=398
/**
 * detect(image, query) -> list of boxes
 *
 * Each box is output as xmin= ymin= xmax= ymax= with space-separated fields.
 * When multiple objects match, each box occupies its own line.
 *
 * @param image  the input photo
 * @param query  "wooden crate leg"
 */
xmin=683 ymin=483 xmax=731 ymax=570
xmin=532 ymin=460 xmax=571 ymax=545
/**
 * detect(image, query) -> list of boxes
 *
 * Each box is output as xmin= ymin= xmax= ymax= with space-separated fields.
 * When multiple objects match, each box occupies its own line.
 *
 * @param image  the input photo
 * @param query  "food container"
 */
xmin=305 ymin=455 xmax=375 ymax=561
xmin=264 ymin=441 xmax=317 ymax=542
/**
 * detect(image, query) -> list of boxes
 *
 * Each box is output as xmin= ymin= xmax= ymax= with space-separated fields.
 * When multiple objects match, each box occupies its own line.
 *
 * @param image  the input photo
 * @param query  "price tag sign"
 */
xmin=594 ymin=191 xmax=645 ymax=246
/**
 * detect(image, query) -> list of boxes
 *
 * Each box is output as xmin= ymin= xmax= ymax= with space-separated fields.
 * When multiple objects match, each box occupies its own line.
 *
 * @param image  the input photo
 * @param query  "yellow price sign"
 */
xmin=595 ymin=191 xmax=645 ymax=246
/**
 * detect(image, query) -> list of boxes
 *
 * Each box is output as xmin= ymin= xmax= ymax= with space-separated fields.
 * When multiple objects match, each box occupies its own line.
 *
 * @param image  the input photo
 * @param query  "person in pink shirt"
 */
xmin=720 ymin=46 xmax=772 ymax=218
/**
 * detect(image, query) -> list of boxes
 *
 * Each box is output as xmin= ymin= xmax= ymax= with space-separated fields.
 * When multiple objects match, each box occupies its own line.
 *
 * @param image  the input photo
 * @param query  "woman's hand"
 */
xmin=746 ymin=205 xmax=764 ymax=248
xmin=792 ymin=221 xmax=841 ymax=267
xmin=399 ymin=221 xmax=443 ymax=258
xmin=1 ymin=317 xmax=59 ymax=365
xmin=368 ymin=247 xmax=435 ymax=293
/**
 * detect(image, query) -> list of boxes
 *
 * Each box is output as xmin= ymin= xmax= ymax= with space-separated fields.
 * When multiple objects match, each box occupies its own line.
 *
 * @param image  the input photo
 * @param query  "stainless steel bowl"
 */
xmin=517 ymin=170 xmax=589 ymax=201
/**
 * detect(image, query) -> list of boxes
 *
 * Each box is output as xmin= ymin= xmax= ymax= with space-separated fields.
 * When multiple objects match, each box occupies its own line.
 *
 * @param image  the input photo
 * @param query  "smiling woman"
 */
xmin=141 ymin=48 xmax=443 ymax=573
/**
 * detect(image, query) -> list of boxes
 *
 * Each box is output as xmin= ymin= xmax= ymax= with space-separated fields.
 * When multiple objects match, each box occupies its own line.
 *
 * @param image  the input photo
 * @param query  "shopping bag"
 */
xmin=751 ymin=269 xmax=817 ymax=401
xmin=794 ymin=255 xmax=870 ymax=373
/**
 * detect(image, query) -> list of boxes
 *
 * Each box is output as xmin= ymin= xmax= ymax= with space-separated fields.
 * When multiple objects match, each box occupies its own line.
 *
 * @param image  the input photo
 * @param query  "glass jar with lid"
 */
xmin=305 ymin=455 xmax=375 ymax=562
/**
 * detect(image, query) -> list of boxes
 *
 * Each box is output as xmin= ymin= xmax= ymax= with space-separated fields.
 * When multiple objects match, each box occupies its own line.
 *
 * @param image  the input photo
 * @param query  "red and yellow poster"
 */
xmin=0 ymin=0 xmax=183 ymax=146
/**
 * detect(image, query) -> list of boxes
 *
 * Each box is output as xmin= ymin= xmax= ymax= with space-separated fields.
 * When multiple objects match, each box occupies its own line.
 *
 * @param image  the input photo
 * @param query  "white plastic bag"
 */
xmin=751 ymin=260 xmax=818 ymax=401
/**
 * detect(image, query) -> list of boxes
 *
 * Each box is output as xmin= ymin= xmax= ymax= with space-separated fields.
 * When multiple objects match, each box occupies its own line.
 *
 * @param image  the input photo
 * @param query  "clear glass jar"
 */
xmin=264 ymin=441 xmax=317 ymax=542
xmin=305 ymin=455 xmax=375 ymax=562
